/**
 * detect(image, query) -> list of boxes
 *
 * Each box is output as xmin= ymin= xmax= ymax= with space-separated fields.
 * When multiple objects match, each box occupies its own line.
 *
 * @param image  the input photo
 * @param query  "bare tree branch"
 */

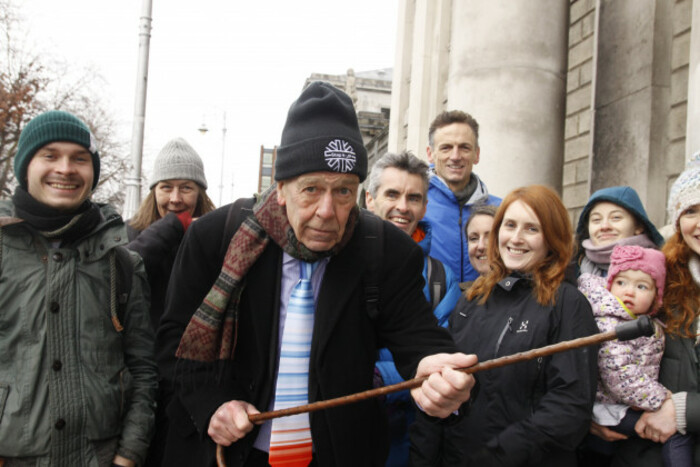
xmin=0 ymin=0 xmax=129 ymax=209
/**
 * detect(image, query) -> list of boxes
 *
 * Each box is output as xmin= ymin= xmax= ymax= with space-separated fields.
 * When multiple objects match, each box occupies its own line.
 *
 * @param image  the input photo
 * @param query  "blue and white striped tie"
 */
xmin=269 ymin=261 xmax=317 ymax=467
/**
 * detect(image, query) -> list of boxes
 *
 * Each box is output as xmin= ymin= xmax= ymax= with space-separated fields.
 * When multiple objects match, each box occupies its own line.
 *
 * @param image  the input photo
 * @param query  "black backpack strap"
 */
xmin=427 ymin=255 xmax=447 ymax=312
xmin=360 ymin=209 xmax=383 ymax=321
xmin=219 ymin=198 xmax=256 ymax=259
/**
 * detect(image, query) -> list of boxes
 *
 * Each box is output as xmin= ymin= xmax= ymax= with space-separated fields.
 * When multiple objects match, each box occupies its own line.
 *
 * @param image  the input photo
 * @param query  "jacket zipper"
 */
xmin=495 ymin=317 xmax=513 ymax=356
xmin=531 ymin=357 xmax=544 ymax=415
xmin=458 ymin=205 xmax=464 ymax=282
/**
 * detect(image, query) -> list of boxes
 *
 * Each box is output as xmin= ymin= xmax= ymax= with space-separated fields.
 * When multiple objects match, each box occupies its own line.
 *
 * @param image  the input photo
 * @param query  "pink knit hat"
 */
xmin=607 ymin=245 xmax=666 ymax=311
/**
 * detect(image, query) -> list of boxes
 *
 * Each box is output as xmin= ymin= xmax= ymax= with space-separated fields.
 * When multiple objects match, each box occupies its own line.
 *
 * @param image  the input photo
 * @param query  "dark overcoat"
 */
xmin=127 ymin=212 xmax=186 ymax=331
xmin=156 ymin=199 xmax=456 ymax=466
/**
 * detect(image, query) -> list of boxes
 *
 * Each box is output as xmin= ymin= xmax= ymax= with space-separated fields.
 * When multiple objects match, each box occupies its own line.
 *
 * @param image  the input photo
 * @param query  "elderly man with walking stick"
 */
xmin=156 ymin=82 xmax=476 ymax=467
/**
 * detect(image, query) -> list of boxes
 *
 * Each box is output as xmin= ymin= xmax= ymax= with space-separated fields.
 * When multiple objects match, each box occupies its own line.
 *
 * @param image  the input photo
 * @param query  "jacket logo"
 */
xmin=324 ymin=139 xmax=356 ymax=173
xmin=516 ymin=320 xmax=529 ymax=333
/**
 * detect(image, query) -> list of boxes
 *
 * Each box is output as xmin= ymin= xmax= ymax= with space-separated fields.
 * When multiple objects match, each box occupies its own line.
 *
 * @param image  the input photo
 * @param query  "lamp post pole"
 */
xmin=199 ymin=111 xmax=229 ymax=206
xmin=219 ymin=112 xmax=227 ymax=206
xmin=124 ymin=0 xmax=153 ymax=219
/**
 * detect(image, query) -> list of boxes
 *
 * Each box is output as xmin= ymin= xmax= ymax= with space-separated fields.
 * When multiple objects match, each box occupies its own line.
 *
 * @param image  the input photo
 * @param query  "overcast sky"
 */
xmin=18 ymin=0 xmax=399 ymax=206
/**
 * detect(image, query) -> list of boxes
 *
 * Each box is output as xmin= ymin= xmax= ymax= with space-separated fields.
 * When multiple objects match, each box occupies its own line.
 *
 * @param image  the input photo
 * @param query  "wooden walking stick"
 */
xmin=216 ymin=316 xmax=654 ymax=466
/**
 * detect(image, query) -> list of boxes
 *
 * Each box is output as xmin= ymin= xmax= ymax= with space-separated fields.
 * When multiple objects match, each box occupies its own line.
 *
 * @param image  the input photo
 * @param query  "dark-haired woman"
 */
xmin=575 ymin=185 xmax=664 ymax=277
xmin=463 ymin=203 xmax=498 ymax=286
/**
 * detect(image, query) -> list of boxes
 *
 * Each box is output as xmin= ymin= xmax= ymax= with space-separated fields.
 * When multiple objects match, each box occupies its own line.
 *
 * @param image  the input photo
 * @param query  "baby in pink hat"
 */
xmin=579 ymin=245 xmax=691 ymax=465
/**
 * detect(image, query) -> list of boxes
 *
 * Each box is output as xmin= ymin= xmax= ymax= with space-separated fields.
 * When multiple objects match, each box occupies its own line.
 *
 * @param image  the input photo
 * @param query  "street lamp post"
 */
xmin=198 ymin=111 xmax=228 ymax=206
xmin=124 ymin=0 xmax=153 ymax=219
xmin=219 ymin=112 xmax=228 ymax=206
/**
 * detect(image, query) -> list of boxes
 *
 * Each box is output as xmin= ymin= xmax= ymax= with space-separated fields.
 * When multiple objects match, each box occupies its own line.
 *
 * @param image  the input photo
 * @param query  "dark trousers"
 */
xmin=583 ymin=410 xmax=693 ymax=467
xmin=661 ymin=432 xmax=694 ymax=467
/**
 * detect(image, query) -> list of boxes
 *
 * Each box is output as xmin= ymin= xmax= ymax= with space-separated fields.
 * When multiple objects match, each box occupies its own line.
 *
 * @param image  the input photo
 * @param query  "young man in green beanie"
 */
xmin=0 ymin=110 xmax=157 ymax=466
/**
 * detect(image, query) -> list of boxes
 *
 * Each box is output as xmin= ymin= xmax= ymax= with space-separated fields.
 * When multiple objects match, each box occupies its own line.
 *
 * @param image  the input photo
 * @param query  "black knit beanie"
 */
xmin=14 ymin=110 xmax=100 ymax=189
xmin=275 ymin=81 xmax=367 ymax=182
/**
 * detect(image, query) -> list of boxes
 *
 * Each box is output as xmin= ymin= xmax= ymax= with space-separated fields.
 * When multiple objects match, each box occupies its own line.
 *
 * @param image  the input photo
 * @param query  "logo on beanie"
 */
xmin=324 ymin=139 xmax=356 ymax=173
xmin=89 ymin=133 xmax=98 ymax=154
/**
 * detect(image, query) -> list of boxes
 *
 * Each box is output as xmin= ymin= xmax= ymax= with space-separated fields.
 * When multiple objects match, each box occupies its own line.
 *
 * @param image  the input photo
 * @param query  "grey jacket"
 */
xmin=0 ymin=201 xmax=157 ymax=466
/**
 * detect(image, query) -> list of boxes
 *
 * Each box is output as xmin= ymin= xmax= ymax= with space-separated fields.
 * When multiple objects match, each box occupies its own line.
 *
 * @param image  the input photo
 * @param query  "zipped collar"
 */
xmin=428 ymin=169 xmax=491 ymax=207
xmin=497 ymin=272 xmax=533 ymax=291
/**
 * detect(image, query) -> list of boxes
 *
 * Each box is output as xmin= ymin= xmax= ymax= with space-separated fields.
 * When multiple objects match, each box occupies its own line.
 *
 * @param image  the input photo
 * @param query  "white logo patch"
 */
xmin=516 ymin=320 xmax=529 ymax=333
xmin=89 ymin=133 xmax=98 ymax=154
xmin=324 ymin=139 xmax=356 ymax=173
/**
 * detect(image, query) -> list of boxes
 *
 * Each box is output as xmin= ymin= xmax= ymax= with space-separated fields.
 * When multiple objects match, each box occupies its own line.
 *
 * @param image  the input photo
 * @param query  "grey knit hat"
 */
xmin=275 ymin=81 xmax=367 ymax=182
xmin=149 ymin=138 xmax=208 ymax=189
xmin=668 ymin=152 xmax=700 ymax=230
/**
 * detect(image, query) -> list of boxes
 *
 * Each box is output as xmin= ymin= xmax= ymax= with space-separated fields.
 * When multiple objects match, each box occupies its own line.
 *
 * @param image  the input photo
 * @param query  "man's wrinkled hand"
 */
xmin=207 ymin=400 xmax=261 ymax=446
xmin=410 ymin=352 xmax=477 ymax=418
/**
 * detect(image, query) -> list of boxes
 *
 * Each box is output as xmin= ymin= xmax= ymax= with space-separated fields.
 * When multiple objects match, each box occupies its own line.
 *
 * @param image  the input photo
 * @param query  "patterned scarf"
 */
xmin=176 ymin=185 xmax=358 ymax=362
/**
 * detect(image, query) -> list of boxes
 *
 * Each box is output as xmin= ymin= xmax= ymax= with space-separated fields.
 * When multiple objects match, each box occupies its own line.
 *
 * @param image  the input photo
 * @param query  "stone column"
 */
xmin=388 ymin=0 xmax=452 ymax=156
xmin=446 ymin=0 xmax=569 ymax=198
xmin=687 ymin=0 xmax=700 ymax=159
xmin=590 ymin=0 xmax=671 ymax=226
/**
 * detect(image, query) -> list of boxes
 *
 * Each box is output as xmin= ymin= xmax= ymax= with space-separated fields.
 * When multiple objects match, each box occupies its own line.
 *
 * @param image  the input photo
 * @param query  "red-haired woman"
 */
xmin=411 ymin=185 xmax=598 ymax=467
xmin=612 ymin=155 xmax=700 ymax=466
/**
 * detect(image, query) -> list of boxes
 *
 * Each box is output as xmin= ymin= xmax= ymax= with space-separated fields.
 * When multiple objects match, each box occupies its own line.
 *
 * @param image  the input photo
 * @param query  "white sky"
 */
xmin=18 ymin=0 xmax=399 ymax=206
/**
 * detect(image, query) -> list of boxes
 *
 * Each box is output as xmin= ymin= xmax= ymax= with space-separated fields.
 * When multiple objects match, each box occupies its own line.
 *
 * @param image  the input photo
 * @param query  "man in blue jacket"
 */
xmin=365 ymin=151 xmax=462 ymax=466
xmin=423 ymin=110 xmax=500 ymax=282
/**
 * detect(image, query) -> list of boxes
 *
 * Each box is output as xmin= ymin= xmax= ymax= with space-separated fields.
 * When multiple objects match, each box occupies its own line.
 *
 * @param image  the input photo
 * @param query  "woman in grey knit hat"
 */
xmin=129 ymin=137 xmax=215 ymax=232
xmin=126 ymin=137 xmax=216 ymax=467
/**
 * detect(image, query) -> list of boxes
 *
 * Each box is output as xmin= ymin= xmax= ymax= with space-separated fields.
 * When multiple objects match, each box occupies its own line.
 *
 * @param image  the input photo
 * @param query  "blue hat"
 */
xmin=576 ymin=186 xmax=664 ymax=246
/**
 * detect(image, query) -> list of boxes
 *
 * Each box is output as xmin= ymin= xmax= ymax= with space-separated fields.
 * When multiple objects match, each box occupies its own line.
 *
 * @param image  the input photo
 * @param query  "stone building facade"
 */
xmin=389 ymin=0 xmax=698 ymax=228
xmin=258 ymin=145 xmax=276 ymax=193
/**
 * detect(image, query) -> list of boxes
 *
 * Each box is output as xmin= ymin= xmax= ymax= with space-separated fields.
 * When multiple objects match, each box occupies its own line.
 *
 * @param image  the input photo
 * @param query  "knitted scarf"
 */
xmin=689 ymin=254 xmax=700 ymax=287
xmin=688 ymin=254 xmax=700 ymax=346
xmin=176 ymin=185 xmax=358 ymax=362
xmin=580 ymin=234 xmax=657 ymax=276
xmin=12 ymin=187 xmax=101 ymax=243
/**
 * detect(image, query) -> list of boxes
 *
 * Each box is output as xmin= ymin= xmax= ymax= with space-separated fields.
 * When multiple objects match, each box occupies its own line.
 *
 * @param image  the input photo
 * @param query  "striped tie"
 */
xmin=268 ymin=261 xmax=317 ymax=467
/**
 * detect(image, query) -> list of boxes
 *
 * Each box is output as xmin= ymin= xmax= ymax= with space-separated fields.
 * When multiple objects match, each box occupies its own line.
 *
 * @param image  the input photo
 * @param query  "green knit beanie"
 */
xmin=14 ymin=110 xmax=101 ymax=190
